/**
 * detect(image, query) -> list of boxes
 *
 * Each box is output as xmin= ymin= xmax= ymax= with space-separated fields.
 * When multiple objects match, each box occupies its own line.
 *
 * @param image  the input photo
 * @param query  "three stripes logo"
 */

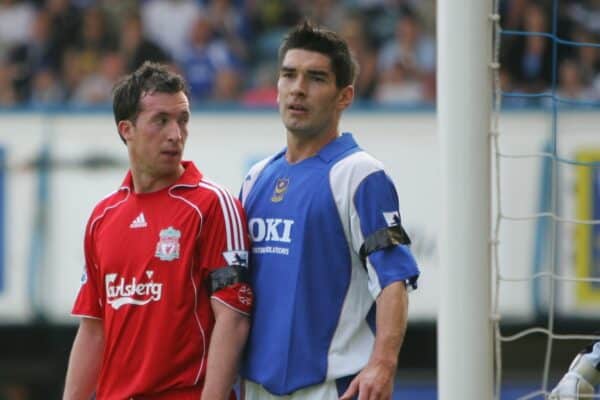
xmin=130 ymin=212 xmax=147 ymax=229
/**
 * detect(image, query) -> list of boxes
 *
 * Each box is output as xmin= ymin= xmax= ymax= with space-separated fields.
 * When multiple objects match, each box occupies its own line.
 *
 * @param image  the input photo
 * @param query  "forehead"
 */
xmin=139 ymin=91 xmax=189 ymax=114
xmin=281 ymin=49 xmax=333 ymax=73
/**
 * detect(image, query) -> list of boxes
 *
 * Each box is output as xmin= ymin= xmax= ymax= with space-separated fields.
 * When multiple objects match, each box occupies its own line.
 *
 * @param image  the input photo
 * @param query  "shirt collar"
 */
xmin=316 ymin=132 xmax=358 ymax=163
xmin=119 ymin=160 xmax=204 ymax=191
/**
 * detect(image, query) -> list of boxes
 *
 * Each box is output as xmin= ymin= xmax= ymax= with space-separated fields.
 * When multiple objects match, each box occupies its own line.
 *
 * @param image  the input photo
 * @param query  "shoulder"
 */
xmin=87 ymin=188 xmax=130 ymax=232
xmin=240 ymin=153 xmax=282 ymax=204
xmin=245 ymin=154 xmax=280 ymax=181
xmin=174 ymin=177 xmax=241 ymax=210
xmin=197 ymin=178 xmax=240 ymax=205
xmin=330 ymin=150 xmax=386 ymax=184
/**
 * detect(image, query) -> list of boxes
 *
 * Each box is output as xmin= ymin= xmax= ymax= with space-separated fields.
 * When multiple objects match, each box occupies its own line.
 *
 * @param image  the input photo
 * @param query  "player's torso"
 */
xmin=243 ymin=156 xmax=358 ymax=392
xmin=91 ymin=188 xmax=213 ymax=397
xmin=93 ymin=191 xmax=203 ymax=321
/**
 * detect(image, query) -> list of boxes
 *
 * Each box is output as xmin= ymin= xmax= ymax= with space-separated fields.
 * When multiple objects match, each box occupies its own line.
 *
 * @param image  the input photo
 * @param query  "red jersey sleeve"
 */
xmin=199 ymin=186 xmax=253 ymax=315
xmin=71 ymin=216 xmax=103 ymax=319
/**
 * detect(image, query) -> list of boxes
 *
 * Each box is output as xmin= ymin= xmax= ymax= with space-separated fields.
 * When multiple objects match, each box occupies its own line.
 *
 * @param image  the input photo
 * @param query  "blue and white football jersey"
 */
xmin=240 ymin=133 xmax=419 ymax=395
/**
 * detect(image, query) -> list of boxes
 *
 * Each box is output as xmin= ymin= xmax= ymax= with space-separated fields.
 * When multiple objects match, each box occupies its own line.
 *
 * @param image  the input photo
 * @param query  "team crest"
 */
xmin=155 ymin=226 xmax=181 ymax=261
xmin=271 ymin=178 xmax=289 ymax=203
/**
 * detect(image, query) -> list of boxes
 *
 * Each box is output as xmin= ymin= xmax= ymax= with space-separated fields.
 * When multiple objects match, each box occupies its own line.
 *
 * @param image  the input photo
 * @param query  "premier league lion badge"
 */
xmin=155 ymin=226 xmax=181 ymax=261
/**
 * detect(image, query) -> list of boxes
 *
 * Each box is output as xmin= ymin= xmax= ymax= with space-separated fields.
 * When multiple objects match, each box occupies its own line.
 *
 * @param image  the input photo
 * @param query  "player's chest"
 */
xmin=93 ymin=200 xmax=201 ymax=275
xmin=247 ymin=169 xmax=341 ymax=240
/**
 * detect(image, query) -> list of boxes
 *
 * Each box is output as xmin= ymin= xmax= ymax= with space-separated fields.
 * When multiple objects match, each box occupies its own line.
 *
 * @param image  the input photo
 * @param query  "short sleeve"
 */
xmin=199 ymin=188 xmax=253 ymax=315
xmin=71 ymin=218 xmax=103 ymax=319
xmin=352 ymin=170 xmax=420 ymax=297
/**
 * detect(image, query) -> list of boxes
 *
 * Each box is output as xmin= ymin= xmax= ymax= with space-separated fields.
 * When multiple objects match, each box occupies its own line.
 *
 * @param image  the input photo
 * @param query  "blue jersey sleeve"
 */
xmin=353 ymin=170 xmax=419 ymax=295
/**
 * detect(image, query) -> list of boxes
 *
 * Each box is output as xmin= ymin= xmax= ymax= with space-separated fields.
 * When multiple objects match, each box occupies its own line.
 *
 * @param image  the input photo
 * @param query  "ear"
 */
xmin=117 ymin=120 xmax=134 ymax=143
xmin=337 ymin=85 xmax=354 ymax=111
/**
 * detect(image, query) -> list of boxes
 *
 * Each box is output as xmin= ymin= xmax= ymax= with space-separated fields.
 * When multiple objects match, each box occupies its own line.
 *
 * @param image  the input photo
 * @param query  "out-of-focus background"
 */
xmin=0 ymin=0 xmax=599 ymax=399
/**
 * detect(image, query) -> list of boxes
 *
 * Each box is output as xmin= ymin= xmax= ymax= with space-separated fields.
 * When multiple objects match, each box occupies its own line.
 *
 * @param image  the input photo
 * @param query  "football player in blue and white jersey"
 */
xmin=239 ymin=21 xmax=420 ymax=400
xmin=550 ymin=341 xmax=600 ymax=399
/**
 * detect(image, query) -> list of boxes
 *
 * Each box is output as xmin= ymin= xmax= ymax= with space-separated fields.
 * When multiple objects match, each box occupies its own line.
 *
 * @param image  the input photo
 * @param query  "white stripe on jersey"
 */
xmin=205 ymin=179 xmax=244 ymax=250
xmin=199 ymin=180 xmax=244 ymax=251
xmin=168 ymin=188 xmax=205 ymax=240
xmin=89 ymin=188 xmax=131 ymax=236
xmin=326 ymin=151 xmax=385 ymax=379
xmin=166 ymin=185 xmax=208 ymax=383
xmin=241 ymin=156 xmax=274 ymax=205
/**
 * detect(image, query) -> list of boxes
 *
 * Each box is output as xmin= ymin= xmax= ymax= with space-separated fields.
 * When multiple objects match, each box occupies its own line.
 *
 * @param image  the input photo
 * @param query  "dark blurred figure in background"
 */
xmin=119 ymin=12 xmax=171 ymax=73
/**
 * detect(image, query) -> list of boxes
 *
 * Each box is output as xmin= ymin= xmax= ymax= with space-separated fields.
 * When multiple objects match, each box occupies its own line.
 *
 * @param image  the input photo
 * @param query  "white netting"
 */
xmin=491 ymin=0 xmax=600 ymax=398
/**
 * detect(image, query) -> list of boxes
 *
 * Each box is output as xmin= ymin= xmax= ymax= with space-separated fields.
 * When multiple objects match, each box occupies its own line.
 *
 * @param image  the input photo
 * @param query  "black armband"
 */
xmin=208 ymin=265 xmax=249 ymax=293
xmin=359 ymin=225 xmax=411 ymax=267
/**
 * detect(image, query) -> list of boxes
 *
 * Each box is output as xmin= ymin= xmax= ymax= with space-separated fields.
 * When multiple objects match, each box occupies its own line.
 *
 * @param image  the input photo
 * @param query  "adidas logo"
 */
xmin=130 ymin=212 xmax=147 ymax=228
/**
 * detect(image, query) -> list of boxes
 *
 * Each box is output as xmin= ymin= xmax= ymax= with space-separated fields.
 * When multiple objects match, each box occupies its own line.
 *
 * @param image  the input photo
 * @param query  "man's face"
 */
xmin=120 ymin=91 xmax=190 ymax=181
xmin=277 ymin=49 xmax=352 ymax=139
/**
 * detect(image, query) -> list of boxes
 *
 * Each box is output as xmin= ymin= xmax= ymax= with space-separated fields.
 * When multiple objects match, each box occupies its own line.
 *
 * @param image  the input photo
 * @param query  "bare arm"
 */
xmin=202 ymin=299 xmax=250 ymax=400
xmin=341 ymin=280 xmax=409 ymax=400
xmin=63 ymin=317 xmax=104 ymax=400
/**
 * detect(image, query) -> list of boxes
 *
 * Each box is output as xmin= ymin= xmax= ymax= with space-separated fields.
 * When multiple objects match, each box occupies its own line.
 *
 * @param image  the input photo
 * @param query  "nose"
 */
xmin=166 ymin=120 xmax=182 ymax=142
xmin=290 ymin=75 xmax=307 ymax=96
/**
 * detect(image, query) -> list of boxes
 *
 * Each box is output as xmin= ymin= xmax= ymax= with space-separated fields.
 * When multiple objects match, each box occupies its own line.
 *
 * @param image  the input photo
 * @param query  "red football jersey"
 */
xmin=72 ymin=161 xmax=251 ymax=400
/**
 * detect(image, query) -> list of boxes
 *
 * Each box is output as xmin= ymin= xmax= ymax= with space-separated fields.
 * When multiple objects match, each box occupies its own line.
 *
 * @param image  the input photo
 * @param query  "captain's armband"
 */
xmin=208 ymin=265 xmax=249 ymax=294
xmin=359 ymin=224 xmax=411 ymax=267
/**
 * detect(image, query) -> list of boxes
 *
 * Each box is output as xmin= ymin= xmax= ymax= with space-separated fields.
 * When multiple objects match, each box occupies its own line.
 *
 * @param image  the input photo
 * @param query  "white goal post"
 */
xmin=437 ymin=0 xmax=494 ymax=398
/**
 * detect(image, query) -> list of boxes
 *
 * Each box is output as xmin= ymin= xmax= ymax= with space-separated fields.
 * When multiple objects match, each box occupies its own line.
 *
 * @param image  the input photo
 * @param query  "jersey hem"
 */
xmin=71 ymin=313 xmax=103 ymax=320
xmin=210 ymin=296 xmax=250 ymax=316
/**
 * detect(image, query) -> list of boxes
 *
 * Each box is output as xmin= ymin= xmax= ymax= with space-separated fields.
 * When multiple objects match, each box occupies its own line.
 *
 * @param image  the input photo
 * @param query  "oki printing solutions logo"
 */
xmin=105 ymin=271 xmax=163 ymax=310
xmin=248 ymin=217 xmax=294 ymax=256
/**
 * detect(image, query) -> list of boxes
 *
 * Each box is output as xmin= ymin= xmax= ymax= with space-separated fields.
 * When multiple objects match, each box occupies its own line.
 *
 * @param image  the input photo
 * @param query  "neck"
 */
xmin=131 ymin=164 xmax=184 ymax=193
xmin=285 ymin=130 xmax=339 ymax=164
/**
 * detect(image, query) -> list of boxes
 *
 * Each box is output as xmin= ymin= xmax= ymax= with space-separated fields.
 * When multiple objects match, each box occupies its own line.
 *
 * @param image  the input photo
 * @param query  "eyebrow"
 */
xmin=280 ymin=66 xmax=331 ymax=79
xmin=150 ymin=110 xmax=190 ymax=119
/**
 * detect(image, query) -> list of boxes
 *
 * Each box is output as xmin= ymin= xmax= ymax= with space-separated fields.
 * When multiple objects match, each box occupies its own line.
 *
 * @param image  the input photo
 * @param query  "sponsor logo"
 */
xmin=383 ymin=211 xmax=401 ymax=227
xmin=105 ymin=271 xmax=163 ymax=310
xmin=222 ymin=250 xmax=248 ymax=267
xmin=248 ymin=218 xmax=294 ymax=243
xmin=130 ymin=212 xmax=147 ymax=228
xmin=238 ymin=285 xmax=253 ymax=306
xmin=271 ymin=178 xmax=289 ymax=202
xmin=155 ymin=226 xmax=181 ymax=261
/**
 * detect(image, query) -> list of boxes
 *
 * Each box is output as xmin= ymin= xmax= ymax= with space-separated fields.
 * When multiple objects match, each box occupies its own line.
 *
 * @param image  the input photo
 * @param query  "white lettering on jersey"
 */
xmin=249 ymin=218 xmax=294 ymax=243
xmin=105 ymin=272 xmax=163 ymax=310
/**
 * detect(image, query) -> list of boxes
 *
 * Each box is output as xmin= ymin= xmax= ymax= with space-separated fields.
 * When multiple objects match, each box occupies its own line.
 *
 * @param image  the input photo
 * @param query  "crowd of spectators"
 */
xmin=0 ymin=0 xmax=598 ymax=109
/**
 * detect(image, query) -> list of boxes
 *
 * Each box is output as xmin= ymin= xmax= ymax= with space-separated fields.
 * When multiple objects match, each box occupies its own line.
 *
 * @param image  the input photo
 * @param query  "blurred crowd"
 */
xmin=500 ymin=0 xmax=600 ymax=106
xmin=0 ymin=0 xmax=598 ymax=108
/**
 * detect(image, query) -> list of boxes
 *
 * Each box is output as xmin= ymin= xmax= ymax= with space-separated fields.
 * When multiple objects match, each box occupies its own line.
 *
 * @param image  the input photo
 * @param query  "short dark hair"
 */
xmin=278 ymin=20 xmax=358 ymax=88
xmin=112 ymin=61 xmax=188 ymax=143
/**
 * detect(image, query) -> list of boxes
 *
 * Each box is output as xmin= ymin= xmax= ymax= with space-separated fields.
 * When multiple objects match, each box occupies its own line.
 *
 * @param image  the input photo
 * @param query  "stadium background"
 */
xmin=0 ymin=0 xmax=599 ymax=398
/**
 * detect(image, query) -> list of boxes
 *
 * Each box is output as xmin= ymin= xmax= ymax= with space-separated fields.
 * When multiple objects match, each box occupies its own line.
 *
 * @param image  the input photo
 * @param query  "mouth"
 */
xmin=288 ymin=103 xmax=308 ymax=114
xmin=160 ymin=150 xmax=181 ymax=158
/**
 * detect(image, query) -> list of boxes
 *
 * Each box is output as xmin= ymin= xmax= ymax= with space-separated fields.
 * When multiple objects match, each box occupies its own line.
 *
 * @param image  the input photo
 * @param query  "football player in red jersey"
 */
xmin=63 ymin=62 xmax=252 ymax=400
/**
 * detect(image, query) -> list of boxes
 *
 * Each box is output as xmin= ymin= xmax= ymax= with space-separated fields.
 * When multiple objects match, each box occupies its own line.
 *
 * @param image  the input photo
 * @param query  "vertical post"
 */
xmin=0 ymin=147 xmax=4 ymax=293
xmin=437 ymin=0 xmax=494 ymax=398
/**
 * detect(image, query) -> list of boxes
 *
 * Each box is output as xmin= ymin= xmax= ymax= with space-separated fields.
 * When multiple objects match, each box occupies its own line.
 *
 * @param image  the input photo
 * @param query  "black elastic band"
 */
xmin=359 ymin=225 xmax=411 ymax=266
xmin=209 ymin=265 xmax=249 ymax=293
